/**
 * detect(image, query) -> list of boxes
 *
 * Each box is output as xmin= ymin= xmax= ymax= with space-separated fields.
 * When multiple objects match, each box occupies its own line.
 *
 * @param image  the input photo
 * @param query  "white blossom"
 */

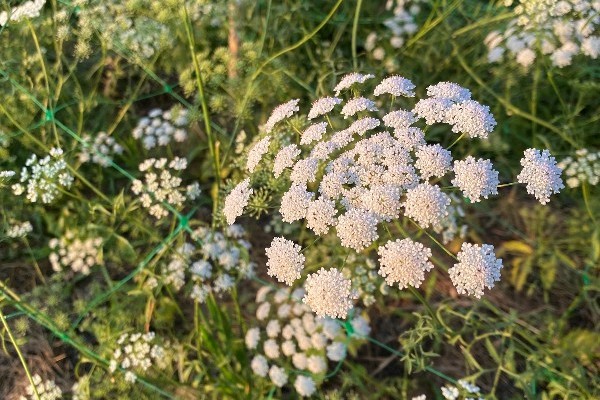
xmin=377 ymin=239 xmax=434 ymax=289
xmin=374 ymin=75 xmax=416 ymax=97
xmin=334 ymin=73 xmax=375 ymax=96
xmin=246 ymin=136 xmax=271 ymax=173
xmin=452 ymin=157 xmax=499 ymax=202
xmin=403 ymin=183 xmax=451 ymax=228
xmin=517 ymin=148 xmax=564 ymax=204
xmin=308 ymin=97 xmax=342 ymax=119
xmin=265 ymin=237 xmax=305 ymax=285
xmin=264 ymin=99 xmax=300 ymax=133
xmin=303 ymin=268 xmax=356 ymax=318
xmin=341 ymin=97 xmax=378 ymax=118
xmin=336 ymin=208 xmax=379 ymax=251
xmin=223 ymin=178 xmax=253 ymax=225
xmin=415 ymin=144 xmax=453 ymax=180
xmin=449 ymin=243 xmax=503 ymax=298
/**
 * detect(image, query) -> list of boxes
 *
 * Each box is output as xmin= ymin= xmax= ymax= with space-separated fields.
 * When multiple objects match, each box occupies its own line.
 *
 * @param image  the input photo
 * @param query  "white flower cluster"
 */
xmin=441 ymin=378 xmax=483 ymax=400
xmin=266 ymin=237 xmax=305 ymax=285
xmin=78 ymin=131 xmax=123 ymax=167
xmin=108 ymin=332 xmax=167 ymax=384
xmin=365 ymin=0 xmax=428 ymax=66
xmin=246 ymin=285 xmax=370 ymax=397
xmin=0 ymin=0 xmax=46 ymax=26
xmin=224 ymin=73 xmax=563 ymax=312
xmin=73 ymin=1 xmax=173 ymax=59
xmin=131 ymin=157 xmax=200 ymax=220
xmin=485 ymin=0 xmax=600 ymax=69
xmin=377 ymin=238 xmax=434 ymax=289
xmin=132 ymin=108 xmax=189 ymax=150
xmin=155 ymin=226 xmax=254 ymax=302
xmin=558 ymin=148 xmax=600 ymax=188
xmin=448 ymin=243 xmax=503 ymax=299
xmin=18 ymin=374 xmax=62 ymax=400
xmin=517 ymin=148 xmax=564 ymax=204
xmin=5 ymin=221 xmax=33 ymax=238
xmin=12 ymin=148 xmax=74 ymax=204
xmin=48 ymin=232 xmax=102 ymax=276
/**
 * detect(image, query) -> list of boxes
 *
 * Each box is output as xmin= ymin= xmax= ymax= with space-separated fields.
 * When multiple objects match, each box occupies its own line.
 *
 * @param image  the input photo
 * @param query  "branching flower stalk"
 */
xmin=223 ymin=73 xmax=564 ymax=318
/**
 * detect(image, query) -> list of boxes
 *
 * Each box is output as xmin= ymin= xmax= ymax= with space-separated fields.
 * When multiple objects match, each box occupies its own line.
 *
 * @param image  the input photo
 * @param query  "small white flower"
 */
xmin=294 ymin=375 xmax=316 ymax=397
xmin=223 ymin=178 xmax=253 ymax=225
xmin=374 ymin=75 xmax=416 ymax=97
xmin=449 ymin=243 xmax=503 ymax=298
xmin=517 ymin=148 xmax=564 ymax=204
xmin=334 ymin=73 xmax=375 ymax=96
xmin=264 ymin=99 xmax=300 ymax=133
xmin=303 ymin=268 xmax=356 ymax=319
xmin=377 ymin=239 xmax=434 ymax=289
xmin=246 ymin=136 xmax=271 ymax=173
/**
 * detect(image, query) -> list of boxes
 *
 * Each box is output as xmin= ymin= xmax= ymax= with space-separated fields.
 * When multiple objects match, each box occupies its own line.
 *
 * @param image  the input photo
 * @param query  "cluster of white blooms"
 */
xmin=377 ymin=238 xmax=434 ymax=289
xmin=517 ymin=148 xmax=564 ymax=204
xmin=78 ymin=132 xmax=124 ymax=167
xmin=48 ymin=232 xmax=102 ymax=275
xmin=224 ymin=73 xmax=563 ymax=312
xmin=558 ymin=148 xmax=600 ymax=188
xmin=156 ymin=226 xmax=254 ymax=302
xmin=131 ymin=157 xmax=200 ymax=220
xmin=108 ymin=332 xmax=167 ymax=384
xmin=18 ymin=374 xmax=62 ymax=400
xmin=223 ymin=178 xmax=253 ymax=225
xmin=452 ymin=156 xmax=499 ymax=202
xmin=264 ymin=99 xmax=300 ymax=133
xmin=246 ymin=286 xmax=370 ymax=397
xmin=72 ymin=1 xmax=173 ymax=59
xmin=485 ymin=0 xmax=600 ymax=69
xmin=0 ymin=0 xmax=46 ymax=26
xmin=365 ymin=0 xmax=428 ymax=67
xmin=448 ymin=243 xmax=503 ymax=298
xmin=265 ymin=237 xmax=305 ymax=285
xmin=132 ymin=108 xmax=189 ymax=150
xmin=5 ymin=221 xmax=33 ymax=238
xmin=303 ymin=268 xmax=358 ymax=319
xmin=12 ymin=148 xmax=74 ymax=204
xmin=440 ymin=378 xmax=483 ymax=400
xmin=246 ymin=136 xmax=271 ymax=173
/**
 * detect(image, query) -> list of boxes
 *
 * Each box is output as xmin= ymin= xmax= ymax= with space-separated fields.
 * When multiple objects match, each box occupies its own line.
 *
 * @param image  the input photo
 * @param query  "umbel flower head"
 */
xmin=517 ymin=148 xmax=564 ymax=204
xmin=245 ymin=285 xmax=369 ymax=395
xmin=448 ymin=243 xmax=503 ymax=298
xmin=265 ymin=237 xmax=305 ymax=285
xmin=222 ymin=73 xmax=561 ymax=315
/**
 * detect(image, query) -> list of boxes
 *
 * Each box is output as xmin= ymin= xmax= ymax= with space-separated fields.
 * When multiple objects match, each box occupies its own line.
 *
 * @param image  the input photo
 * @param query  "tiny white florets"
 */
xmin=308 ymin=97 xmax=342 ymax=119
xmin=334 ymin=73 xmax=375 ymax=96
xmin=448 ymin=243 xmax=503 ymax=298
xmin=445 ymin=100 xmax=497 ymax=139
xmin=303 ymin=268 xmax=356 ymax=319
xmin=223 ymin=178 xmax=253 ymax=225
xmin=247 ymin=136 xmax=271 ymax=173
xmin=377 ymin=238 xmax=434 ymax=289
xmin=265 ymin=237 xmax=305 ymax=286
xmin=517 ymin=148 xmax=564 ymax=204
xmin=341 ymin=97 xmax=378 ymax=118
xmin=452 ymin=156 xmax=499 ymax=202
xmin=264 ymin=99 xmax=300 ymax=133
xmin=373 ymin=75 xmax=416 ymax=97
xmin=403 ymin=183 xmax=451 ymax=228
xmin=336 ymin=208 xmax=380 ymax=251
xmin=415 ymin=144 xmax=453 ymax=180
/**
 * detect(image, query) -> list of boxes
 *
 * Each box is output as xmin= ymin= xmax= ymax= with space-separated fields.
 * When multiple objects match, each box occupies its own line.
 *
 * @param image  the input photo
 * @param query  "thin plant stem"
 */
xmin=351 ymin=0 xmax=363 ymax=70
xmin=0 ymin=306 xmax=41 ymax=400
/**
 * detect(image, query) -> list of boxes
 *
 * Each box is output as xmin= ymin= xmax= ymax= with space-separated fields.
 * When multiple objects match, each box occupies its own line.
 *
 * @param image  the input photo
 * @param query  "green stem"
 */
xmin=0 ymin=306 xmax=41 ymax=400
xmin=351 ymin=0 xmax=363 ymax=70
xmin=182 ymin=4 xmax=221 ymax=218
